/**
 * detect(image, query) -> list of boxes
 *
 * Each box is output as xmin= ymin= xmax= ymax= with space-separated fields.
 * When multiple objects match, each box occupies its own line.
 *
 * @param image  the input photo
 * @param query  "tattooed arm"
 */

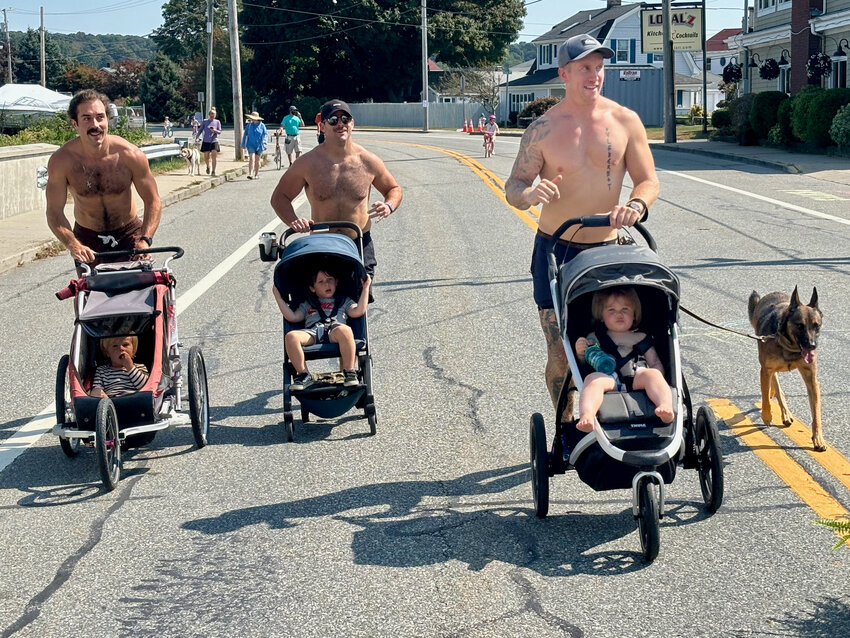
xmin=505 ymin=119 xmax=562 ymax=210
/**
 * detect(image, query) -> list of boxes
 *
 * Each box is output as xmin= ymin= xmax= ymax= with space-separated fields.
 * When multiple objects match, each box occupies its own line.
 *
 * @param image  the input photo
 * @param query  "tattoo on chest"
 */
xmin=606 ymin=128 xmax=612 ymax=191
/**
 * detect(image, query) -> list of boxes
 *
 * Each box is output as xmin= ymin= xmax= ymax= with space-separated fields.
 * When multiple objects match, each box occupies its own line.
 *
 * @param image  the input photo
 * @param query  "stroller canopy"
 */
xmin=78 ymin=287 xmax=157 ymax=338
xmin=559 ymin=245 xmax=680 ymax=308
xmin=274 ymin=233 xmax=366 ymax=304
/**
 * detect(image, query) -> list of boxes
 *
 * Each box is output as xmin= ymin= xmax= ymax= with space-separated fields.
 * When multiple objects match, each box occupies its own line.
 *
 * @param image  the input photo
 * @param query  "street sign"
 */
xmin=198 ymin=92 xmax=205 ymax=103
xmin=641 ymin=7 xmax=703 ymax=52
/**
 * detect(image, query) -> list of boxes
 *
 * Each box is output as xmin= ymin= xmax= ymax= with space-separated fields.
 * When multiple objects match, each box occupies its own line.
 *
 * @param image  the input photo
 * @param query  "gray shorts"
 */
xmin=302 ymin=320 xmax=344 ymax=343
xmin=284 ymin=135 xmax=301 ymax=154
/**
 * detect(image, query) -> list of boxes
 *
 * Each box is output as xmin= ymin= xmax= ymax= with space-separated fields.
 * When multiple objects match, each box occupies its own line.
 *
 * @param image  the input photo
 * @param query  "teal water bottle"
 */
xmin=585 ymin=342 xmax=616 ymax=375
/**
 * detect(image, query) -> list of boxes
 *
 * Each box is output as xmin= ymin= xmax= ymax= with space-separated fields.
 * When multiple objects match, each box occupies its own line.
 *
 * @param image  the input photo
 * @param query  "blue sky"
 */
xmin=7 ymin=0 xmax=745 ymax=41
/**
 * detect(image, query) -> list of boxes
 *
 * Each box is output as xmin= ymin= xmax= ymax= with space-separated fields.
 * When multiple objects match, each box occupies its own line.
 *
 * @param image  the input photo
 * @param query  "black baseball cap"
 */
xmin=320 ymin=100 xmax=353 ymax=121
xmin=558 ymin=34 xmax=615 ymax=67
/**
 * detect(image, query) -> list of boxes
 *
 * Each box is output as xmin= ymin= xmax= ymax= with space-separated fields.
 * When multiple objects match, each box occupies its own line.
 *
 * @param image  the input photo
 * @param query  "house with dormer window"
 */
xmin=498 ymin=0 xmax=724 ymax=123
xmin=739 ymin=0 xmax=849 ymax=94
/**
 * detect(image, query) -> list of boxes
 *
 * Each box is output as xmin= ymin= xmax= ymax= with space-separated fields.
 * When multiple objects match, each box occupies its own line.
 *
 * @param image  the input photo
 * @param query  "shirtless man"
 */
xmin=270 ymin=99 xmax=402 ymax=284
xmin=505 ymin=34 xmax=660 ymax=417
xmin=46 ymin=89 xmax=161 ymax=265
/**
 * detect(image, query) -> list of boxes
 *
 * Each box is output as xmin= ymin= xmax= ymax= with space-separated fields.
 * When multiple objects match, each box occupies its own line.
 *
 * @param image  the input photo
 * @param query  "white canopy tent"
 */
xmin=0 ymin=84 xmax=71 ymax=130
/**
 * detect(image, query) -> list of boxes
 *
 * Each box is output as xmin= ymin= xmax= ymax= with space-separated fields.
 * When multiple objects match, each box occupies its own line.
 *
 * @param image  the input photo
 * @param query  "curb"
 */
xmin=653 ymin=143 xmax=800 ymax=174
xmin=2 ymin=164 xmax=249 ymax=276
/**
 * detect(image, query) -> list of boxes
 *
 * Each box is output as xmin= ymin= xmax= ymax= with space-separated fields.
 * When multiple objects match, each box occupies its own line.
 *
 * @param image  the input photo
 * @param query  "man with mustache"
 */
xmin=46 ymin=89 xmax=162 ymax=265
xmin=505 ymin=34 xmax=659 ymax=420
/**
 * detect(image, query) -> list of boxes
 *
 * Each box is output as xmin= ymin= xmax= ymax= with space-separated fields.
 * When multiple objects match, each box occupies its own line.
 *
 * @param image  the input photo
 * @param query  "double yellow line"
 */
xmin=376 ymin=138 xmax=850 ymax=525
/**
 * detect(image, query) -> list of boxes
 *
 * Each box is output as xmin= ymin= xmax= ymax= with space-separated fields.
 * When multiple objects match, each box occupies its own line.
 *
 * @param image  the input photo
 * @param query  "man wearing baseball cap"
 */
xmin=271 ymin=99 xmax=403 ymax=299
xmin=505 ymin=33 xmax=660 ymax=419
xmin=281 ymin=105 xmax=304 ymax=166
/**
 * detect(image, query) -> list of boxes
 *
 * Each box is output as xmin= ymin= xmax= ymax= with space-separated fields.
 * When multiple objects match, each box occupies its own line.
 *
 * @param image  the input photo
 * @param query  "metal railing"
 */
xmin=141 ymin=143 xmax=181 ymax=161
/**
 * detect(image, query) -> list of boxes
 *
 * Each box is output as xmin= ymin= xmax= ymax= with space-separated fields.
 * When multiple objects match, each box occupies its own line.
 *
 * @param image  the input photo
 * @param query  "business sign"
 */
xmin=620 ymin=69 xmax=641 ymax=81
xmin=640 ymin=8 xmax=703 ymax=52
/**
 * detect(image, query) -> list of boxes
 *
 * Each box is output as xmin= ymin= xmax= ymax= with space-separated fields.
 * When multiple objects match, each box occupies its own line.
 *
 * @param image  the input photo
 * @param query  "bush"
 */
xmin=830 ymin=103 xmax=850 ymax=149
xmin=727 ymin=93 xmax=756 ymax=143
xmin=688 ymin=104 xmax=705 ymax=123
xmin=750 ymin=91 xmax=789 ymax=140
xmin=711 ymin=108 xmax=731 ymax=129
xmin=800 ymin=88 xmax=850 ymax=147
xmin=715 ymin=99 xmax=728 ymax=109
xmin=767 ymin=123 xmax=785 ymax=146
xmin=777 ymin=98 xmax=795 ymax=144
xmin=0 ymin=111 xmax=152 ymax=147
xmin=790 ymin=86 xmax=824 ymax=141
xmin=518 ymin=97 xmax=560 ymax=125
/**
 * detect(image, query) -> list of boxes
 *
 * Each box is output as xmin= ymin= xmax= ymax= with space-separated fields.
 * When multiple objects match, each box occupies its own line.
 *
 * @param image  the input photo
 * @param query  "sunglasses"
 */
xmin=325 ymin=114 xmax=352 ymax=126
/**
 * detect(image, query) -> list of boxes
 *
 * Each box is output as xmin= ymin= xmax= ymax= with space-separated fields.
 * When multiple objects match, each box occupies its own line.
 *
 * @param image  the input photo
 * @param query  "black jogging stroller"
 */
xmin=259 ymin=222 xmax=376 ymax=441
xmin=53 ymin=247 xmax=210 ymax=492
xmin=529 ymin=216 xmax=724 ymax=562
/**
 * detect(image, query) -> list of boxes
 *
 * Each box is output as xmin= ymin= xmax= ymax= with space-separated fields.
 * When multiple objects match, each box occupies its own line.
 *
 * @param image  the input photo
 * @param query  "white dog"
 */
xmin=180 ymin=145 xmax=201 ymax=176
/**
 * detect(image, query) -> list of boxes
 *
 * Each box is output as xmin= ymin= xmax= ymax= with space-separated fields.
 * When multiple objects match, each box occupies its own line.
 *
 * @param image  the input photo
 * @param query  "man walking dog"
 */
xmin=281 ymin=105 xmax=304 ymax=167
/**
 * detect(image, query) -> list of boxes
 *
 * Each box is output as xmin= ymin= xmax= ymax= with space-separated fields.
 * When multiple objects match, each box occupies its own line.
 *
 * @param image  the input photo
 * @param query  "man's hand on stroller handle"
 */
xmin=289 ymin=217 xmax=313 ymax=233
xmin=69 ymin=240 xmax=97 ymax=264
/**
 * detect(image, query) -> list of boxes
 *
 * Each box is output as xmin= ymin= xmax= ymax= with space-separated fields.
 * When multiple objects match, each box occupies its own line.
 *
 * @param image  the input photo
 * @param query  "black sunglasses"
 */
xmin=325 ymin=114 xmax=352 ymax=126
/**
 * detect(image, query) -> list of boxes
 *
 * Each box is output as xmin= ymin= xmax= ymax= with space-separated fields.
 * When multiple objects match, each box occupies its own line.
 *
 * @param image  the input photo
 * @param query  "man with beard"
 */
xmin=46 ymin=89 xmax=162 ymax=265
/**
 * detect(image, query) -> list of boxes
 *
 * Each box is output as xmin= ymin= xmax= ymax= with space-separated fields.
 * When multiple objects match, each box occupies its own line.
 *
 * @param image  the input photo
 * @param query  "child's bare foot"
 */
xmin=576 ymin=414 xmax=595 ymax=432
xmin=655 ymin=405 xmax=674 ymax=423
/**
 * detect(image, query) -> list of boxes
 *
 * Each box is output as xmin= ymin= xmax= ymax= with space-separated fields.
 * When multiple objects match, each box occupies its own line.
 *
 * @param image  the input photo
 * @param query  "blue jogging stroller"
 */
xmin=259 ymin=222 xmax=376 ymax=441
xmin=529 ymin=216 xmax=724 ymax=562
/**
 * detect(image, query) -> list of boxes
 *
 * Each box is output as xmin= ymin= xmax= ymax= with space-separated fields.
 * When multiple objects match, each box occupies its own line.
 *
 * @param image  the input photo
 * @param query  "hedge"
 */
xmin=750 ymin=91 xmax=788 ymax=140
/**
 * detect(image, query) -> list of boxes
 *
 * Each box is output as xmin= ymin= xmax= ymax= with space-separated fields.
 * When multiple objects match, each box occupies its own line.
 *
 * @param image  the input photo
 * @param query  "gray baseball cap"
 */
xmin=558 ymin=34 xmax=615 ymax=67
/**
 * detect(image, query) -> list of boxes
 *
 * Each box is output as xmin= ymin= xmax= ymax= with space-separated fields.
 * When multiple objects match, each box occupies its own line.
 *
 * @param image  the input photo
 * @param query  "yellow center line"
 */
xmin=373 ymin=139 xmax=541 ymax=229
xmin=707 ymin=398 xmax=848 ymax=519
xmin=755 ymin=401 xmax=850 ymax=493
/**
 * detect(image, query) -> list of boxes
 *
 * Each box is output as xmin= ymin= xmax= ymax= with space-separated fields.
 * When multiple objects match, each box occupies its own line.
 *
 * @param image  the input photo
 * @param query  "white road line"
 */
xmin=0 ymin=195 xmax=305 ymax=474
xmin=662 ymin=168 xmax=850 ymax=226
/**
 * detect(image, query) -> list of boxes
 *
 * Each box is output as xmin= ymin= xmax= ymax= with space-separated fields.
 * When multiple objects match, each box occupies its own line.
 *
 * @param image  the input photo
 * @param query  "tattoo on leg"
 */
xmin=606 ymin=128 xmax=612 ymax=191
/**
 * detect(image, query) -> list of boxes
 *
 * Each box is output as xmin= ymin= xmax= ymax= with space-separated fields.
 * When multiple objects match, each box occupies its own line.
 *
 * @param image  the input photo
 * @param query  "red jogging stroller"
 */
xmin=54 ymin=247 xmax=210 ymax=491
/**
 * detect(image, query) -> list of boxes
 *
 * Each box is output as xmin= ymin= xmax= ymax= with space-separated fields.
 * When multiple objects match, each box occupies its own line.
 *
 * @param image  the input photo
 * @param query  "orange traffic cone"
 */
xmin=468 ymin=118 xmax=474 ymax=134
xmin=462 ymin=119 xmax=468 ymax=133
xmin=478 ymin=120 xmax=483 ymax=132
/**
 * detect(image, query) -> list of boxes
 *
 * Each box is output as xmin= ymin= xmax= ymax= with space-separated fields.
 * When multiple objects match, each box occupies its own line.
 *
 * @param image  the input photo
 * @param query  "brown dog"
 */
xmin=748 ymin=287 xmax=824 ymax=451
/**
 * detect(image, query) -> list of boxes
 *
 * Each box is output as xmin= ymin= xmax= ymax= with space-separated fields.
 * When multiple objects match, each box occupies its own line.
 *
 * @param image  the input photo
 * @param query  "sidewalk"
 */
xmin=0 ymin=144 xmax=249 ymax=275
xmin=1 ymin=137 xmax=849 ymax=275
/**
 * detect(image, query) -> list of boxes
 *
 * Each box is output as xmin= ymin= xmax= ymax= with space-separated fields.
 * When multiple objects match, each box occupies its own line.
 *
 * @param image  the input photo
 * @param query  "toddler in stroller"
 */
xmin=272 ymin=267 xmax=371 ymax=390
xmin=260 ymin=221 xmax=377 ymax=442
xmin=89 ymin=334 xmax=150 ymax=398
xmin=575 ymin=285 xmax=674 ymax=432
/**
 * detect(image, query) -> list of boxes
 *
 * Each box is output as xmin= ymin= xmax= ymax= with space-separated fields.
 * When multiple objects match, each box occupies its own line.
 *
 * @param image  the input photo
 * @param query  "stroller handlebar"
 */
xmin=282 ymin=221 xmax=362 ymax=242
xmin=75 ymin=246 xmax=184 ymax=276
xmin=548 ymin=215 xmax=656 ymax=253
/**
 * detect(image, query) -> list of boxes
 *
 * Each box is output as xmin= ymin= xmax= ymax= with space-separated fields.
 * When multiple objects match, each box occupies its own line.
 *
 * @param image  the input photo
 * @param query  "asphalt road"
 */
xmin=0 ymin=131 xmax=848 ymax=637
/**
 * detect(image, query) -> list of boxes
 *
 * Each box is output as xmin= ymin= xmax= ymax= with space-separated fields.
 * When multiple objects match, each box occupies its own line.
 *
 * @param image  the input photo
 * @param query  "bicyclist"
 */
xmin=162 ymin=116 xmax=172 ymax=137
xmin=483 ymin=114 xmax=499 ymax=157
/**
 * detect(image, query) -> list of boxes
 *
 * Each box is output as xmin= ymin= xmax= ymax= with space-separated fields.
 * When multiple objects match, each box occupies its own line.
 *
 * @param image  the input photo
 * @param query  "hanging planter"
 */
xmin=806 ymin=52 xmax=832 ymax=79
xmin=759 ymin=58 xmax=780 ymax=80
xmin=722 ymin=62 xmax=743 ymax=83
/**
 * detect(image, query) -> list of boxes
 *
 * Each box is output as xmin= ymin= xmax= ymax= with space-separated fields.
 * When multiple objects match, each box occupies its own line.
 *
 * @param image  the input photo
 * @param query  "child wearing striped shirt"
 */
xmin=90 ymin=335 xmax=149 ymax=398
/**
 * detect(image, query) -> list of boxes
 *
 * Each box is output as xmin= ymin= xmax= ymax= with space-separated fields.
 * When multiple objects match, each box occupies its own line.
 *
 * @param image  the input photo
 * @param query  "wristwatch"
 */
xmin=626 ymin=198 xmax=648 ymax=222
xmin=140 ymin=235 xmax=153 ymax=246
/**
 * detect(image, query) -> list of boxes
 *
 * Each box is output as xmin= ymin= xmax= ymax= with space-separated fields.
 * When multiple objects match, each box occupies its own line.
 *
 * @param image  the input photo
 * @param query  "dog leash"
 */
xmin=680 ymin=305 xmax=774 ymax=342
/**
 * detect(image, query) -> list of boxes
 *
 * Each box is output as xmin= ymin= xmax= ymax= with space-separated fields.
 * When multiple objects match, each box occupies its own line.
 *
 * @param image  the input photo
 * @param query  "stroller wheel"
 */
xmin=188 ymin=347 xmax=210 ymax=448
xmin=284 ymin=412 xmax=294 ymax=442
xmin=95 ymin=398 xmax=121 ymax=491
xmin=55 ymin=355 xmax=80 ymax=458
xmin=637 ymin=476 xmax=660 ymax=562
xmin=695 ymin=406 xmax=724 ymax=512
xmin=365 ymin=402 xmax=377 ymax=435
xmin=529 ymin=413 xmax=549 ymax=518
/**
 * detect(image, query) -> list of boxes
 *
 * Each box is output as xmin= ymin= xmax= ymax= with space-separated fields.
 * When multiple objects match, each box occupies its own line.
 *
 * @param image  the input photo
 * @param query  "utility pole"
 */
xmin=206 ymin=0 xmax=214 ymax=115
xmin=228 ymin=0 xmax=243 ymax=160
xmin=701 ymin=0 xmax=707 ymax=134
xmin=662 ymin=0 xmax=676 ymax=143
xmin=741 ymin=0 xmax=749 ymax=94
xmin=2 ymin=9 xmax=12 ymax=84
xmin=39 ymin=6 xmax=45 ymax=87
xmin=420 ymin=0 xmax=428 ymax=132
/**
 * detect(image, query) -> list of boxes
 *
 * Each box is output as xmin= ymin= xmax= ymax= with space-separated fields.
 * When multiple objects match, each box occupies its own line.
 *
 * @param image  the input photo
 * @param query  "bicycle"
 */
xmin=483 ymin=132 xmax=495 ymax=158
xmin=161 ymin=120 xmax=174 ymax=138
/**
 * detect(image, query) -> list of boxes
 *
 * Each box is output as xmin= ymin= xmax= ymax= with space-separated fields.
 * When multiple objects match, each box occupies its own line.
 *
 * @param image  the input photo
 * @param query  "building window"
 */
xmin=676 ymin=90 xmax=684 ymax=108
xmin=540 ymin=45 xmax=552 ymax=66
xmin=758 ymin=0 xmax=775 ymax=13
xmin=831 ymin=60 xmax=847 ymax=88
xmin=510 ymin=93 xmax=534 ymax=113
xmin=616 ymin=39 xmax=630 ymax=63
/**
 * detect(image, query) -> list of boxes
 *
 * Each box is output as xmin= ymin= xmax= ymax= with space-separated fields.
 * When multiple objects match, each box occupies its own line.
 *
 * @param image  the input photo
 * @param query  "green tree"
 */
xmin=13 ymin=28 xmax=68 ymax=86
xmin=54 ymin=63 xmax=111 ymax=94
xmin=106 ymin=59 xmax=146 ymax=102
xmin=151 ymin=0 xmax=218 ymax=62
xmin=138 ymin=53 xmax=187 ymax=121
xmin=504 ymin=41 xmax=535 ymax=67
xmin=240 ymin=0 xmax=524 ymax=106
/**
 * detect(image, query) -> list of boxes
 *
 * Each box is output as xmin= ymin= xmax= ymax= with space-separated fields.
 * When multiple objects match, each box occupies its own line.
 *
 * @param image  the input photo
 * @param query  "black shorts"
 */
xmin=530 ymin=231 xmax=615 ymax=309
xmin=73 ymin=217 xmax=143 ymax=264
xmin=200 ymin=141 xmax=220 ymax=153
xmin=362 ymin=231 xmax=377 ymax=278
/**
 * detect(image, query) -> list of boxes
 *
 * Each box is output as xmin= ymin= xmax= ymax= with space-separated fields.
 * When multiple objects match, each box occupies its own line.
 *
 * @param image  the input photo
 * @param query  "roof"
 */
xmin=706 ymin=28 xmax=741 ymax=52
xmin=501 ymin=67 xmax=722 ymax=89
xmin=428 ymin=59 xmax=443 ymax=72
xmin=503 ymin=67 xmax=561 ymax=88
xmin=533 ymin=3 xmax=640 ymax=44
xmin=0 ymin=84 xmax=71 ymax=112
